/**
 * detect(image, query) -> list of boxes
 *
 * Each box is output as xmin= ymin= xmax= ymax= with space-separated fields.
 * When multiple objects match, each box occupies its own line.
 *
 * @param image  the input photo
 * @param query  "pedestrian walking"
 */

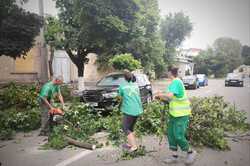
xmin=155 ymin=67 xmax=197 ymax=165
xmin=118 ymin=70 xmax=143 ymax=152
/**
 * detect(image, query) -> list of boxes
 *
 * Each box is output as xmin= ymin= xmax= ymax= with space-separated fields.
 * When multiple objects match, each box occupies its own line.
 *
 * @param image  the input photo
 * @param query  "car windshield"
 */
xmin=196 ymin=74 xmax=205 ymax=79
xmin=97 ymin=73 xmax=149 ymax=87
xmin=183 ymin=76 xmax=195 ymax=80
xmin=97 ymin=74 xmax=126 ymax=86
xmin=227 ymin=73 xmax=241 ymax=79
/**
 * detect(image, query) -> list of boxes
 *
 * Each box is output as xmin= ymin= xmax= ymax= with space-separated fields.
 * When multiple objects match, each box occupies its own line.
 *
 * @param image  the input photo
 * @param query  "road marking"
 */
xmin=55 ymin=150 xmax=93 ymax=166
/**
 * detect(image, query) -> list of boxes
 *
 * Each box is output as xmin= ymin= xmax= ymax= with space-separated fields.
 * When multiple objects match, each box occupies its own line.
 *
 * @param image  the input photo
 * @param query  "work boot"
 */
xmin=163 ymin=155 xmax=179 ymax=164
xmin=185 ymin=150 xmax=197 ymax=165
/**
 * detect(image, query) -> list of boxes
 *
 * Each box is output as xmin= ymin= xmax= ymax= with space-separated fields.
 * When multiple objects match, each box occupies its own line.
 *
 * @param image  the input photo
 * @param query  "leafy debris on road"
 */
xmin=0 ymin=83 xmax=249 ymax=152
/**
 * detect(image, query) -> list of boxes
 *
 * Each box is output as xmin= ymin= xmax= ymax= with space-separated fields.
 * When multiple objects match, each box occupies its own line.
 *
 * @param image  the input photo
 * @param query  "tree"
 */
xmin=0 ymin=0 xmax=43 ymax=58
xmin=212 ymin=37 xmax=242 ymax=76
xmin=109 ymin=53 xmax=142 ymax=71
xmin=44 ymin=16 xmax=64 ymax=77
xmin=124 ymin=0 xmax=166 ymax=77
xmin=55 ymin=0 xmax=142 ymax=90
xmin=193 ymin=48 xmax=213 ymax=75
xmin=160 ymin=12 xmax=193 ymax=64
xmin=194 ymin=37 xmax=243 ymax=78
xmin=241 ymin=45 xmax=250 ymax=65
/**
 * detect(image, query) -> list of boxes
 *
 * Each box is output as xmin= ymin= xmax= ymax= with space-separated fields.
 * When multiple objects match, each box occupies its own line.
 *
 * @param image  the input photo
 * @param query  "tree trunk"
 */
xmin=76 ymin=61 xmax=85 ymax=91
xmin=66 ymin=49 xmax=86 ymax=91
xmin=48 ymin=46 xmax=54 ymax=79
xmin=64 ymin=136 xmax=96 ymax=150
xmin=76 ymin=61 xmax=84 ymax=77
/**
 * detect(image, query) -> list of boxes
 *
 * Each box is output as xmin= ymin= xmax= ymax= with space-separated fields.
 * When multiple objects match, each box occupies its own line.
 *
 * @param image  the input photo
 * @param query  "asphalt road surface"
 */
xmin=0 ymin=79 xmax=249 ymax=166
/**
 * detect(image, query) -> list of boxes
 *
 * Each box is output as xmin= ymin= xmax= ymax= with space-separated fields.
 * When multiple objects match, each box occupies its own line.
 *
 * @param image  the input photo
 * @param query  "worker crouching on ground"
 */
xmin=118 ymin=70 xmax=143 ymax=152
xmin=155 ymin=67 xmax=197 ymax=165
xmin=38 ymin=76 xmax=65 ymax=136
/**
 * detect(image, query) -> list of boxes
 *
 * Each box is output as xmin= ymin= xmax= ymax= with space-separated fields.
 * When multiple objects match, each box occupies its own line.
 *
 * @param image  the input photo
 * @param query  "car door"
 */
xmin=135 ymin=74 xmax=152 ymax=103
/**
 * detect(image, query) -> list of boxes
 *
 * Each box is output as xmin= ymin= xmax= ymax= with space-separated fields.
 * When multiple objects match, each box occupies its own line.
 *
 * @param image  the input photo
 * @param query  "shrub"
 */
xmin=109 ymin=53 xmax=142 ymax=71
xmin=0 ymin=108 xmax=41 ymax=140
xmin=0 ymin=83 xmax=39 ymax=110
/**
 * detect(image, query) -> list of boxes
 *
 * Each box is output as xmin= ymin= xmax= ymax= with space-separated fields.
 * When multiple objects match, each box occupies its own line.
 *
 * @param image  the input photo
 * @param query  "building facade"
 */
xmin=175 ymin=48 xmax=202 ymax=78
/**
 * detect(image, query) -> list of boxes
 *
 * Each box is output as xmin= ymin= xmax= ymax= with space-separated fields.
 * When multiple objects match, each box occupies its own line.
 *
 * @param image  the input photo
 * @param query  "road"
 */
xmin=0 ymin=79 xmax=250 ymax=166
xmin=152 ymin=78 xmax=250 ymax=122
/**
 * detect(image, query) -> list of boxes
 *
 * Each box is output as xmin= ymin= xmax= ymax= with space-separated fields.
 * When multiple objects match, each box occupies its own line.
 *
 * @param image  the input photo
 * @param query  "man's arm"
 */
xmin=155 ymin=91 xmax=173 ymax=101
xmin=41 ymin=97 xmax=54 ymax=110
xmin=58 ymin=92 xmax=65 ymax=108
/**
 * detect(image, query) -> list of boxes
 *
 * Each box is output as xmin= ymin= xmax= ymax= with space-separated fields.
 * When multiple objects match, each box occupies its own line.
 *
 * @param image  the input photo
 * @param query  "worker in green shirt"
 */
xmin=118 ymin=70 xmax=143 ymax=152
xmin=38 ymin=76 xmax=65 ymax=136
xmin=155 ymin=67 xmax=196 ymax=165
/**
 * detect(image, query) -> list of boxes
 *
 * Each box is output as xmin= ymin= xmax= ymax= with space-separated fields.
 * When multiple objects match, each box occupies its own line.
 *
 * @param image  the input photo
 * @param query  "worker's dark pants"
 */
xmin=39 ymin=102 xmax=50 ymax=134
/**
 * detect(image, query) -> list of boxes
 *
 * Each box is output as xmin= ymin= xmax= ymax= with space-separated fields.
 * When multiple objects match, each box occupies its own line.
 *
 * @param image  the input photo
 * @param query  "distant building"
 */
xmin=175 ymin=48 xmax=202 ymax=78
xmin=181 ymin=48 xmax=202 ymax=58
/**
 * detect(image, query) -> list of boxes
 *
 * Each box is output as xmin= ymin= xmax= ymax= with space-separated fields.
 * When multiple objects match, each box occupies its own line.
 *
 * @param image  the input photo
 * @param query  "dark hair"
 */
xmin=131 ymin=74 xmax=136 ymax=82
xmin=169 ymin=66 xmax=179 ymax=77
xmin=124 ymin=70 xmax=133 ymax=82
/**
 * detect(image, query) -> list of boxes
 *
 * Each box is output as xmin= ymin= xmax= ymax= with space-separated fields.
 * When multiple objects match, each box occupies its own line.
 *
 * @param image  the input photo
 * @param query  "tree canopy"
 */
xmin=55 ymin=0 xmax=142 ymax=76
xmin=241 ymin=45 xmax=250 ymax=65
xmin=0 ymin=0 xmax=43 ymax=58
xmin=194 ymin=37 xmax=243 ymax=77
xmin=109 ymin=53 xmax=142 ymax=71
xmin=124 ymin=0 xmax=165 ymax=77
xmin=160 ymin=12 xmax=193 ymax=65
xmin=44 ymin=16 xmax=64 ymax=49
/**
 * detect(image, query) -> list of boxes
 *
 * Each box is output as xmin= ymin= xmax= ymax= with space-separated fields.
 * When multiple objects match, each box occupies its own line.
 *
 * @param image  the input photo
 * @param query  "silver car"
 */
xmin=182 ymin=75 xmax=200 ymax=89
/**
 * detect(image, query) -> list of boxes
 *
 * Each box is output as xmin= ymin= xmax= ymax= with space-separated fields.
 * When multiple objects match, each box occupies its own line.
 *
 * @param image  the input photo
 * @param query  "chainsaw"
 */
xmin=48 ymin=108 xmax=64 ymax=126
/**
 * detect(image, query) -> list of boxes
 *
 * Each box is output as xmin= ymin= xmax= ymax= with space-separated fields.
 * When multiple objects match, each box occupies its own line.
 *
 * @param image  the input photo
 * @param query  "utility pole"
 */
xmin=38 ymin=0 xmax=49 ymax=82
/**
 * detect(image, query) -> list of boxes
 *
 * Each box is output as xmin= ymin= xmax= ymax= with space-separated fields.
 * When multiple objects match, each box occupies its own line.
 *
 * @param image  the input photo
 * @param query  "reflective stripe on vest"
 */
xmin=169 ymin=94 xmax=191 ymax=117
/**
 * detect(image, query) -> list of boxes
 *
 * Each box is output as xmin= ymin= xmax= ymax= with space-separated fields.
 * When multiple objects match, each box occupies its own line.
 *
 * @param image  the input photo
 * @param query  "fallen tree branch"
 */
xmin=64 ymin=136 xmax=96 ymax=150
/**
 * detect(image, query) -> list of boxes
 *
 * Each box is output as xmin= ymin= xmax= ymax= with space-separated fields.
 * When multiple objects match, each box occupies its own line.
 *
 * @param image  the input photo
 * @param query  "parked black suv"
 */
xmin=81 ymin=72 xmax=153 ymax=111
xmin=225 ymin=73 xmax=244 ymax=87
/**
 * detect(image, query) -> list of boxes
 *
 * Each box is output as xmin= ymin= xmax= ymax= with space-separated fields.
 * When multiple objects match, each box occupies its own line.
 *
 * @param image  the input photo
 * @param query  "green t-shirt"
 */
xmin=118 ymin=81 xmax=143 ymax=116
xmin=166 ymin=78 xmax=185 ymax=98
xmin=39 ymin=81 xmax=60 ymax=101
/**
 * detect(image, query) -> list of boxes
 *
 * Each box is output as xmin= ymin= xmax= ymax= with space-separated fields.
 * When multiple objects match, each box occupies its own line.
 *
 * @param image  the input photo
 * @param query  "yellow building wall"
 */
xmin=15 ymin=48 xmax=35 ymax=73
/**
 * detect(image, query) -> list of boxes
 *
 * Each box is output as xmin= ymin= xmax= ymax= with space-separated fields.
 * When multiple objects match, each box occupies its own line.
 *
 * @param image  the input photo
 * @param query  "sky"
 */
xmin=22 ymin=0 xmax=250 ymax=49
xmin=158 ymin=0 xmax=250 ymax=49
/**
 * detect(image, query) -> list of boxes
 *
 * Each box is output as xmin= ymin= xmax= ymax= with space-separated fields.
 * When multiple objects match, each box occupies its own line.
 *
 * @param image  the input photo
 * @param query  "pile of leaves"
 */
xmin=1 ymin=84 xmax=248 ymax=152
xmin=0 ymin=82 xmax=41 ymax=140
xmin=189 ymin=96 xmax=250 ymax=150
xmin=0 ymin=108 xmax=41 ymax=140
xmin=0 ymin=82 xmax=79 ymax=140
xmin=46 ymin=96 xmax=249 ymax=151
xmin=42 ymin=103 xmax=105 ymax=149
